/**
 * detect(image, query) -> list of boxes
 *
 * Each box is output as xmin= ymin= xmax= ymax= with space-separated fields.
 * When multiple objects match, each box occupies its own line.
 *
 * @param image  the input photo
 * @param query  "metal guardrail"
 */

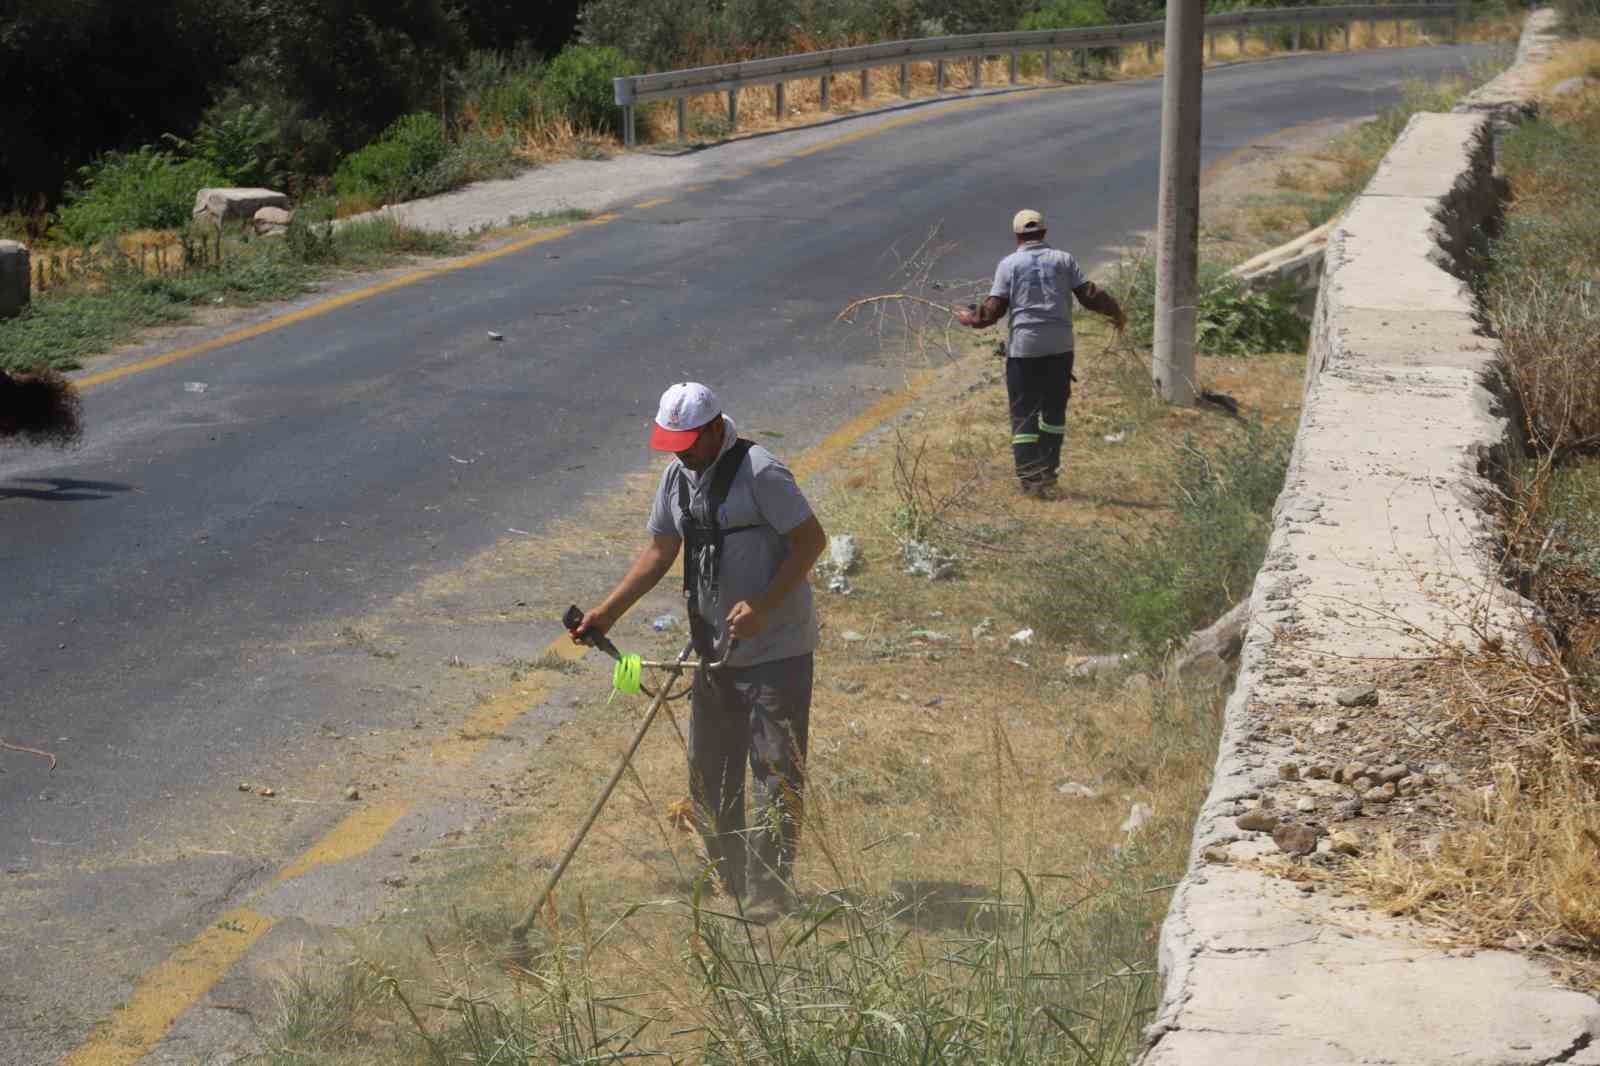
xmin=613 ymin=1 xmax=1465 ymax=145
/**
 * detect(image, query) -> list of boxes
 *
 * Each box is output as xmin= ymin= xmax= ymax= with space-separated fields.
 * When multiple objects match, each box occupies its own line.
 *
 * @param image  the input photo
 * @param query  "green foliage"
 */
xmin=1115 ymin=255 xmax=1310 ymax=356
xmin=457 ymin=49 xmax=551 ymax=134
xmin=333 ymin=112 xmax=452 ymax=206
xmin=1019 ymin=420 xmax=1293 ymax=658
xmin=57 ymin=147 xmax=221 ymax=242
xmin=166 ymin=104 xmax=283 ymax=189
xmin=539 ymin=44 xmax=638 ymax=134
xmin=1020 ymin=0 xmax=1109 ymax=29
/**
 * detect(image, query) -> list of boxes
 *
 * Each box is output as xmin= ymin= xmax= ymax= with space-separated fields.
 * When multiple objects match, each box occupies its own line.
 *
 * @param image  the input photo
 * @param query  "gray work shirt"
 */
xmin=647 ymin=421 xmax=819 ymax=668
xmin=989 ymin=240 xmax=1088 ymax=358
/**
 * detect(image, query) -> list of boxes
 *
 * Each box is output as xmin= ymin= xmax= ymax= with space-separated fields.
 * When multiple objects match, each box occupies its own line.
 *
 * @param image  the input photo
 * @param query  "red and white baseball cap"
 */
xmin=650 ymin=382 xmax=722 ymax=451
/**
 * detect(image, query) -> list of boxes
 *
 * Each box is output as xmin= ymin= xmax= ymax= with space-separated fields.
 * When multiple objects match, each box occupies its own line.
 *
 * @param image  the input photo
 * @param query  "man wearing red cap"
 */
xmin=573 ymin=383 xmax=827 ymax=914
xmin=958 ymin=209 xmax=1126 ymax=498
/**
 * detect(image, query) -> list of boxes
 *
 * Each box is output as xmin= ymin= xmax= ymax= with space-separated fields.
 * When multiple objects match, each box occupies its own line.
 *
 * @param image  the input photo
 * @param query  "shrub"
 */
xmin=1115 ymin=254 xmax=1309 ymax=356
xmin=1019 ymin=0 xmax=1109 ymax=29
xmin=57 ymin=147 xmax=221 ymax=241
xmin=1019 ymin=420 xmax=1293 ymax=657
xmin=540 ymin=44 xmax=638 ymax=135
xmin=167 ymin=103 xmax=284 ymax=189
xmin=332 ymin=112 xmax=451 ymax=207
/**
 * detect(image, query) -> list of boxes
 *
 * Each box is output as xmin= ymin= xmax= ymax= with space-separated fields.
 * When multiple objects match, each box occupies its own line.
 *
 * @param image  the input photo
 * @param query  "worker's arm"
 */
xmin=956 ymin=295 xmax=1008 ymax=328
xmin=1074 ymin=281 xmax=1127 ymax=333
xmin=572 ymin=533 xmax=682 ymax=643
xmin=726 ymin=515 xmax=827 ymax=639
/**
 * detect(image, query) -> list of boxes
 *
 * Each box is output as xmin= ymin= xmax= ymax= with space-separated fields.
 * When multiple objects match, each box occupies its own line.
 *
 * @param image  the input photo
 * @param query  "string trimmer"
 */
xmin=506 ymin=605 xmax=734 ymax=964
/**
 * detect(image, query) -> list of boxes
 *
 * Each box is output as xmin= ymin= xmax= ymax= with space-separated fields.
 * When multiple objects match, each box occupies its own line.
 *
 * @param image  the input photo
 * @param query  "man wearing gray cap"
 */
xmin=958 ymin=209 xmax=1126 ymax=497
xmin=572 ymin=383 xmax=827 ymax=915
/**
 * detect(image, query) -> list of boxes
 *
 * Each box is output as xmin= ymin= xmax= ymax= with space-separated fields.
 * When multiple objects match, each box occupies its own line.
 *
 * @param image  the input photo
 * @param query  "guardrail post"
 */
xmin=1316 ymin=23 xmax=1326 ymax=49
xmin=1145 ymin=40 xmax=1156 ymax=63
xmin=624 ymin=105 xmax=636 ymax=147
xmin=1236 ymin=28 xmax=1246 ymax=55
xmin=1045 ymin=47 xmax=1055 ymax=80
xmin=937 ymin=59 xmax=946 ymax=91
xmin=1454 ymin=0 xmax=1468 ymax=42
xmin=678 ymin=98 xmax=688 ymax=140
xmin=899 ymin=62 xmax=909 ymax=96
xmin=1292 ymin=17 xmax=1302 ymax=50
xmin=775 ymin=81 xmax=786 ymax=119
xmin=1368 ymin=13 xmax=1378 ymax=45
xmin=1206 ymin=33 xmax=1215 ymax=61
xmin=1009 ymin=51 xmax=1018 ymax=83
xmin=1077 ymin=49 xmax=1088 ymax=76
xmin=728 ymin=88 xmax=738 ymax=130
xmin=822 ymin=73 xmax=832 ymax=109
xmin=972 ymin=56 xmax=982 ymax=87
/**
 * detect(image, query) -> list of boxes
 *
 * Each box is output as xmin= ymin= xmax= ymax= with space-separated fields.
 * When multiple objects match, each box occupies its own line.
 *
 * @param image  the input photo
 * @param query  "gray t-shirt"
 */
xmin=990 ymin=241 xmax=1088 ymax=358
xmin=647 ymin=423 xmax=819 ymax=668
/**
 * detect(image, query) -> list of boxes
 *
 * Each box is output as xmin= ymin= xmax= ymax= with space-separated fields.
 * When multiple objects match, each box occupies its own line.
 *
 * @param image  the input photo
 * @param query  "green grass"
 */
xmin=0 ymin=220 xmax=467 ymax=373
xmin=1018 ymin=419 xmax=1293 ymax=659
xmin=1113 ymin=253 xmax=1309 ymax=357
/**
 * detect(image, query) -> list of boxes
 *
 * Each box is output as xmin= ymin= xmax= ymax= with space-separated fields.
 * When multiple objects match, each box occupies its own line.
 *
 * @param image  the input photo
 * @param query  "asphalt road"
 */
xmin=0 ymin=44 xmax=1493 ymax=1063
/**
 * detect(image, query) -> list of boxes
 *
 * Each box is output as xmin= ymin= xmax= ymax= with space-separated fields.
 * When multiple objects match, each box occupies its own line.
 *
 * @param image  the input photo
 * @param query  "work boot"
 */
xmin=1019 ymin=478 xmax=1059 ymax=500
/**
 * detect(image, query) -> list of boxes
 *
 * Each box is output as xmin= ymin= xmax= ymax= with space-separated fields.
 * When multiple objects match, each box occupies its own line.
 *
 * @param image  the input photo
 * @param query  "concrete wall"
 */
xmin=1141 ymin=12 xmax=1600 ymax=1066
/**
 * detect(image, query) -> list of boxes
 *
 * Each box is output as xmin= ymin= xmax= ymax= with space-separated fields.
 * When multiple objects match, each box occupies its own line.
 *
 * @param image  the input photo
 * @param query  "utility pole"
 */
xmin=1152 ymin=0 xmax=1206 ymax=406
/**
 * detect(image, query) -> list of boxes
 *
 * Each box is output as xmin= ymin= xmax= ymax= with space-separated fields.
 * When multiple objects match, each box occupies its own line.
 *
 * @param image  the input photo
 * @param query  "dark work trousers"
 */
xmin=1006 ymin=352 xmax=1075 ymax=487
xmin=689 ymin=653 xmax=813 ymax=899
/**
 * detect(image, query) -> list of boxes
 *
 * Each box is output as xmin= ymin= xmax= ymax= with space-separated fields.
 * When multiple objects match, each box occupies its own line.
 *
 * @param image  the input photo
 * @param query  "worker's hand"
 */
xmin=725 ymin=600 xmax=766 ymax=639
xmin=1110 ymin=307 xmax=1128 ymax=334
xmin=956 ymin=307 xmax=979 ymax=327
xmin=570 ymin=607 xmax=615 ymax=646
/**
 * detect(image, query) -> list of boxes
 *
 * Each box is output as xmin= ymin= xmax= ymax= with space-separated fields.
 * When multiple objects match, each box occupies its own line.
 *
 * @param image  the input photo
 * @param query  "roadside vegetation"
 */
xmin=1338 ymin=27 xmax=1600 ymax=987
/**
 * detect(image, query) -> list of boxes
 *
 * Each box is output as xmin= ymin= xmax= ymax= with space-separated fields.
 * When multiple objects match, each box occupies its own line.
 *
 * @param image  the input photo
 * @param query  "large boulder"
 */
xmin=193 ymin=188 xmax=290 ymax=228
xmin=0 ymin=240 xmax=29 ymax=320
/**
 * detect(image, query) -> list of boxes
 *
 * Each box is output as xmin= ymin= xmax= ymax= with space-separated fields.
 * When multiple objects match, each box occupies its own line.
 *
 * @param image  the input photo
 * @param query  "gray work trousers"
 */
xmin=689 ymin=653 xmax=813 ymax=899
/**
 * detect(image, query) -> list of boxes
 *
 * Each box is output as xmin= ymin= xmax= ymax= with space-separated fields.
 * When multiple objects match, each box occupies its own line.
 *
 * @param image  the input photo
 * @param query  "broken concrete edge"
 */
xmin=1141 ymin=9 xmax=1600 ymax=1066
xmin=0 ymin=238 xmax=28 ymax=320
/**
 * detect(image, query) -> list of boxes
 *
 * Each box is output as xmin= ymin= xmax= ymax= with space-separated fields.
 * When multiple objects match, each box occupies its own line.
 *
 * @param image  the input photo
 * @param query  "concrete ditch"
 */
xmin=1141 ymin=10 xmax=1600 ymax=1065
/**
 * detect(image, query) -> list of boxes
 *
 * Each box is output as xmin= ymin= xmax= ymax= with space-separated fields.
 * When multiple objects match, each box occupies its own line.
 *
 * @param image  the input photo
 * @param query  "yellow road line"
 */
xmin=75 ymin=219 xmax=613 ymax=391
xmin=61 ymin=907 xmax=275 ymax=1066
xmin=633 ymin=196 xmax=675 ymax=209
xmin=273 ymin=799 xmax=412 ymax=883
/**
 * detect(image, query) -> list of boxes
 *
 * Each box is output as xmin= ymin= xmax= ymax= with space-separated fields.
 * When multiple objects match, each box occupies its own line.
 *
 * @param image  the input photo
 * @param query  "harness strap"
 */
xmin=678 ymin=438 xmax=757 ymax=658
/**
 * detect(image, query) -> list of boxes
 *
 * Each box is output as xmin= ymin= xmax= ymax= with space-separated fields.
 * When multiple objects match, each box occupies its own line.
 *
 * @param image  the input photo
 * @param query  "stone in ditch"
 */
xmin=1278 ymin=762 xmax=1300 ymax=781
xmin=1305 ymin=764 xmax=1331 ymax=780
xmin=1272 ymin=822 xmax=1320 ymax=856
xmin=1296 ymin=797 xmax=1317 ymax=813
xmin=1203 ymin=846 xmax=1231 ymax=864
xmin=1352 ymin=776 xmax=1375 ymax=793
xmin=1329 ymin=830 xmax=1361 ymax=856
xmin=1311 ymin=717 xmax=1343 ymax=736
xmin=1335 ymin=762 xmax=1365 ymax=785
xmin=1378 ymin=764 xmax=1409 ymax=785
xmin=1336 ymin=684 xmax=1378 ymax=708
xmin=1332 ymin=798 xmax=1363 ymax=821
xmin=1236 ymin=810 xmax=1279 ymax=833
xmin=1362 ymin=783 xmax=1397 ymax=804
xmin=345 ymin=785 xmax=361 ymax=801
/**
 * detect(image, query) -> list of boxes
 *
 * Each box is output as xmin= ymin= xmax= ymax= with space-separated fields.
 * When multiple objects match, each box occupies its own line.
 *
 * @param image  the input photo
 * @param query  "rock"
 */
xmin=901 ymin=539 xmax=956 ymax=580
xmin=826 ymin=534 xmax=858 ymax=574
xmin=345 ymin=785 xmax=361 ymax=801
xmin=1057 ymin=781 xmax=1099 ymax=799
xmin=836 ymin=679 xmax=865 ymax=695
xmin=840 ymin=630 xmax=867 ymax=643
xmin=1352 ymin=776 xmax=1375 ymax=793
xmin=1331 ymin=798 xmax=1363 ymax=821
xmin=1362 ymin=783 xmax=1397 ymax=804
xmin=1550 ymin=75 xmax=1597 ymax=97
xmin=256 ymin=787 xmax=276 ymax=798
xmin=1278 ymin=762 xmax=1300 ymax=781
xmin=1236 ymin=810 xmax=1279 ymax=833
xmin=0 ymin=240 xmax=29 ymax=320
xmin=1335 ymin=684 xmax=1378 ymax=708
xmin=970 ymin=617 xmax=994 ymax=639
xmin=1008 ymin=628 xmax=1035 ymax=647
xmin=1296 ymin=797 xmax=1317 ymax=813
xmin=1378 ymin=764 xmax=1409 ymax=785
xmin=650 ymin=613 xmax=681 ymax=632
xmin=252 ymin=205 xmax=292 ymax=236
xmin=193 ymin=187 xmax=290 ymax=227
xmin=1305 ymin=764 xmax=1331 ymax=780
xmin=1311 ymin=717 xmax=1344 ymax=736
xmin=1121 ymin=802 xmax=1153 ymax=836
xmin=909 ymin=629 xmax=951 ymax=643
xmin=1335 ymin=762 xmax=1367 ymax=785
xmin=1329 ymin=830 xmax=1361 ymax=856
xmin=1203 ymin=845 xmax=1231 ymax=864
xmin=1272 ymin=822 xmax=1320 ymax=857
xmin=238 ymin=782 xmax=252 ymax=792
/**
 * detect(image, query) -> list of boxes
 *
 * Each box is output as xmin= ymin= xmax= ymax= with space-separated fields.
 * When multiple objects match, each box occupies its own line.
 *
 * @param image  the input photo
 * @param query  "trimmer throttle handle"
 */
xmin=563 ymin=604 xmax=623 ymax=661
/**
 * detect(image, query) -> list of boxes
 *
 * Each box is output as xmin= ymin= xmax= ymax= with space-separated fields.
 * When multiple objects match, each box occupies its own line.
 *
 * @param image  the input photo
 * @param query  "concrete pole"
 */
xmin=1153 ymin=0 xmax=1204 ymax=407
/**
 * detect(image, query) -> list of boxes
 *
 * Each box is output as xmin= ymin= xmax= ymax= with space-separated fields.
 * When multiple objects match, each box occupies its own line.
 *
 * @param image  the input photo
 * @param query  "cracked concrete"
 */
xmin=1141 ymin=10 xmax=1600 ymax=1066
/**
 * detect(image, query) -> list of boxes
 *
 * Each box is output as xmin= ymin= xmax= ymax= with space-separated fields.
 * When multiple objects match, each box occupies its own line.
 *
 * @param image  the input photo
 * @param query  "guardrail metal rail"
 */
xmin=613 ymin=1 xmax=1465 ymax=145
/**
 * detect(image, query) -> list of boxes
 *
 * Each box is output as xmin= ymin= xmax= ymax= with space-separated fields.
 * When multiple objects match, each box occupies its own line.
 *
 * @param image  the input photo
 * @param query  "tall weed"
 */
xmin=1020 ymin=419 xmax=1292 ymax=657
xmin=57 ymin=147 xmax=220 ymax=242
xmin=1115 ymin=254 xmax=1309 ymax=356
